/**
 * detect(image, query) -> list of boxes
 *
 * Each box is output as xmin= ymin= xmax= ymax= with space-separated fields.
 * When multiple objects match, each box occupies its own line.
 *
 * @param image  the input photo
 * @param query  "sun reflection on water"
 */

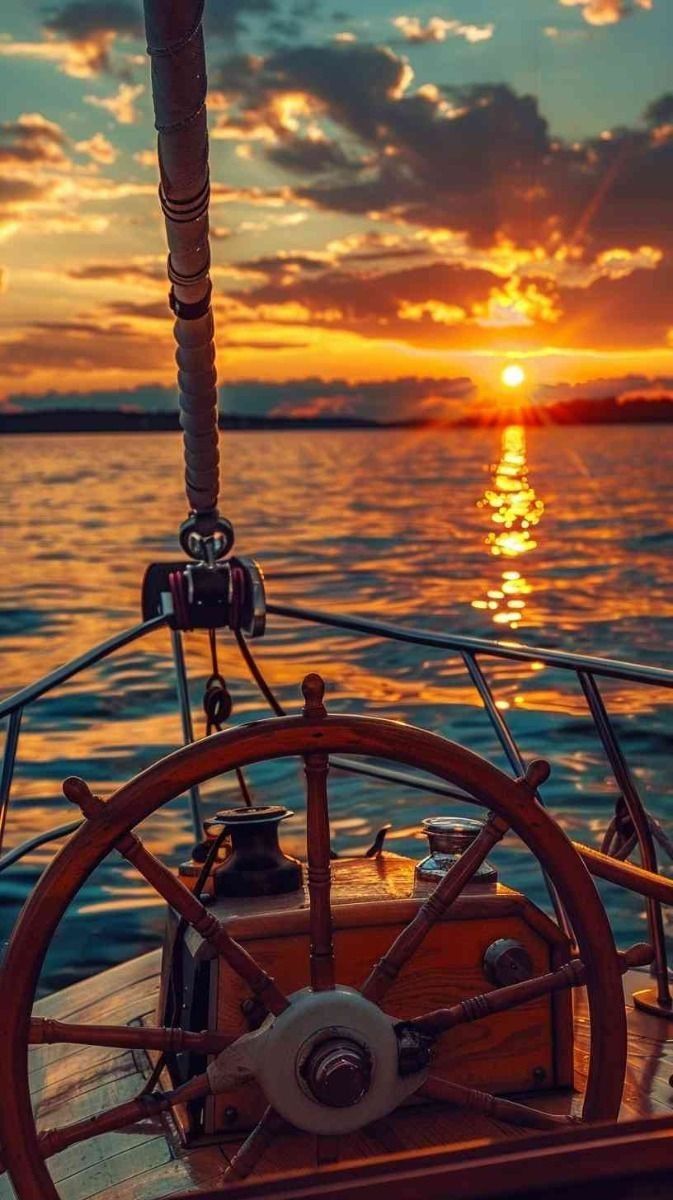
xmin=472 ymin=424 xmax=545 ymax=628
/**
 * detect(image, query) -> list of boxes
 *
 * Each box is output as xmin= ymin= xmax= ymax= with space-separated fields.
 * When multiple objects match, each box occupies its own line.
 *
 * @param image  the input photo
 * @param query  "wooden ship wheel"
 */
xmin=0 ymin=674 xmax=632 ymax=1200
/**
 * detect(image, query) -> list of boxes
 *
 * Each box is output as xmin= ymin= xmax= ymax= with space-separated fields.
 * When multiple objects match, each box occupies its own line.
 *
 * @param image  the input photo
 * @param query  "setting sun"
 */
xmin=501 ymin=364 xmax=526 ymax=389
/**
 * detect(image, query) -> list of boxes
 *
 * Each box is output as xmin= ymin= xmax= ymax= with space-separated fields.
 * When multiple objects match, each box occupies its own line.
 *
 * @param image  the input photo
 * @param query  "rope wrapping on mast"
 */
xmin=143 ymin=0 xmax=220 ymax=535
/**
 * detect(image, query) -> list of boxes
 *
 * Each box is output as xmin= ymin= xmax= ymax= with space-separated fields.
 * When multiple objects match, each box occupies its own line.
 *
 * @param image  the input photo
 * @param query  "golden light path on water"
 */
xmin=0 ymin=424 xmax=672 ymax=988
xmin=472 ymin=425 xmax=545 ymax=631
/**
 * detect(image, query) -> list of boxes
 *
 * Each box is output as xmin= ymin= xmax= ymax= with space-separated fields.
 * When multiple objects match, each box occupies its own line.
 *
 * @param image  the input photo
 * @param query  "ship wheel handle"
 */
xmin=0 ymin=675 xmax=630 ymax=1199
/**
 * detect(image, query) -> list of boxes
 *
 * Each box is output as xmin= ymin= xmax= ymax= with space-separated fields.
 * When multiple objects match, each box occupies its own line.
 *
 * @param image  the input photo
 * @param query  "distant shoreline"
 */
xmin=1 ymin=396 xmax=672 ymax=433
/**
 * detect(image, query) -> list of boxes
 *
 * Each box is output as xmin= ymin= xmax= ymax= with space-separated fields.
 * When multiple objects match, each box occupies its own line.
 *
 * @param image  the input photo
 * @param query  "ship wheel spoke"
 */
xmin=304 ymin=739 xmax=335 ymax=991
xmin=406 ymin=943 xmax=652 ymax=1039
xmin=17 ymin=1073 xmax=211 ymax=1166
xmin=63 ymin=777 xmax=290 ymax=1018
xmin=360 ymin=812 xmax=510 ymax=1005
xmin=420 ymin=1075 xmax=575 ymax=1131
xmin=223 ymin=1107 xmax=290 ymax=1181
xmin=28 ymin=1017 xmax=232 ymax=1056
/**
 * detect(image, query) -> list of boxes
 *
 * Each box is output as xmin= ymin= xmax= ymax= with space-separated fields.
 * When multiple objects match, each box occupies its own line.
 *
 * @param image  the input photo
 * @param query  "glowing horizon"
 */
xmin=0 ymin=1 xmax=672 ymax=415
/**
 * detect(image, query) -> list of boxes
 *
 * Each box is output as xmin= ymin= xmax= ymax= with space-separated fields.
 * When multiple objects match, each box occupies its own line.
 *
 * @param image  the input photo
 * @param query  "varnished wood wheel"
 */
xmin=0 ymin=674 xmax=630 ymax=1200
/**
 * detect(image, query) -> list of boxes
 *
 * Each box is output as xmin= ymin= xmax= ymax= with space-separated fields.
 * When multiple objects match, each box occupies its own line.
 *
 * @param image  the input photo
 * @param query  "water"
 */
xmin=1 ymin=425 xmax=672 ymax=994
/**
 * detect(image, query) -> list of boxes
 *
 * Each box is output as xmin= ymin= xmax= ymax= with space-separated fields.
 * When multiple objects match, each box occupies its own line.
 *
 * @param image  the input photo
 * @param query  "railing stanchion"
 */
xmin=0 ymin=708 xmax=22 ymax=856
xmin=461 ymin=653 xmax=573 ymax=943
xmin=578 ymin=670 xmax=671 ymax=1015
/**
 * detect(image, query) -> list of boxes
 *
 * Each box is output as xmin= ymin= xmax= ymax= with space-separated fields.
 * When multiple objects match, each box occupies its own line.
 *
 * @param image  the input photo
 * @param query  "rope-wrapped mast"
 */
xmin=143 ymin=0 xmax=231 ymax=557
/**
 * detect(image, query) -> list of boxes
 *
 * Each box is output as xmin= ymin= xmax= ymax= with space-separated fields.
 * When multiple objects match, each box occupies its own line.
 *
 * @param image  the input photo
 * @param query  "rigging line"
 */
xmin=234 ymin=629 xmax=285 ymax=717
xmin=205 ymin=629 xmax=252 ymax=807
xmin=231 ymin=630 xmax=474 ymax=804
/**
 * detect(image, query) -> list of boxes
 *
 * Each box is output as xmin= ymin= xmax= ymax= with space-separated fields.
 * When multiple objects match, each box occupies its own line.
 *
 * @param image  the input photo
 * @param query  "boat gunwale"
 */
xmin=160 ymin=1108 xmax=673 ymax=1200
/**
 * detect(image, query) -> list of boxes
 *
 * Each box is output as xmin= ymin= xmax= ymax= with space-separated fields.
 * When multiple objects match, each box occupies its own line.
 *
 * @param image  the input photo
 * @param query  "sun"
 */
xmin=501 ymin=364 xmax=526 ymax=389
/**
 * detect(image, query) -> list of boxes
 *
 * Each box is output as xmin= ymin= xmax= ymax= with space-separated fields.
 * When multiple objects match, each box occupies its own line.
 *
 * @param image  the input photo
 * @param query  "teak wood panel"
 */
xmin=209 ymin=907 xmax=567 ymax=1135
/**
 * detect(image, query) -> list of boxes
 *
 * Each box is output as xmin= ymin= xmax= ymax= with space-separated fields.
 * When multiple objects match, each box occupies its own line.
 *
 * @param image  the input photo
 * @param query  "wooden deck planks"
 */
xmin=58 ymin=1139 xmax=173 ymax=1200
xmin=573 ymin=970 xmax=673 ymax=1121
xmin=34 ymin=954 xmax=162 ymax=1022
xmin=2 ymin=955 xmax=673 ymax=1198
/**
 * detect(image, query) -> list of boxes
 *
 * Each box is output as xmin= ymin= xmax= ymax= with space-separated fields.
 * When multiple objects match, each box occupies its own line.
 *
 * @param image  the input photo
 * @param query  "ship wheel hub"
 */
xmin=254 ymin=986 xmax=424 ymax=1134
xmin=301 ymin=1036 xmax=371 ymax=1107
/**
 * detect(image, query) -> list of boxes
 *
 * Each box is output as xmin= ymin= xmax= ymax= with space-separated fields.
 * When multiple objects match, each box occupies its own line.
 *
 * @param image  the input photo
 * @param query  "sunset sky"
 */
xmin=1 ymin=0 xmax=672 ymax=418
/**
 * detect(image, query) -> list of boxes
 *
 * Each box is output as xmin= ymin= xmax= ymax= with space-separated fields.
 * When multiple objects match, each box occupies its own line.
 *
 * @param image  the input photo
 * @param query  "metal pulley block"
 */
xmin=141 ymin=555 xmax=266 ymax=636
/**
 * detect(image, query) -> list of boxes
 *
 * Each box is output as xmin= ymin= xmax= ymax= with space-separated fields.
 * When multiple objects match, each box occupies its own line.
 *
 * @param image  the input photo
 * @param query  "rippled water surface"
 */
xmin=1 ymin=426 xmax=672 ymax=992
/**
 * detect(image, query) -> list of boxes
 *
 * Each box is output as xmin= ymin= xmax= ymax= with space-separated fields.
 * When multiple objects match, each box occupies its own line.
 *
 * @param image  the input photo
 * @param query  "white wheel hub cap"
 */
xmin=208 ymin=986 xmax=427 ymax=1135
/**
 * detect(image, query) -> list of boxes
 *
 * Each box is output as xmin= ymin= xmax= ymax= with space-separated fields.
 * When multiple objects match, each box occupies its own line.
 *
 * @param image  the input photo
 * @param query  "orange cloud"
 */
xmin=0 ymin=5 xmax=142 ymax=79
xmin=558 ymin=0 xmax=652 ymax=25
xmin=85 ymin=83 xmax=144 ymax=124
xmin=75 ymin=132 xmax=118 ymax=164
xmin=398 ymin=299 xmax=467 ymax=325
xmin=392 ymin=16 xmax=494 ymax=43
xmin=0 ymin=113 xmax=68 ymax=167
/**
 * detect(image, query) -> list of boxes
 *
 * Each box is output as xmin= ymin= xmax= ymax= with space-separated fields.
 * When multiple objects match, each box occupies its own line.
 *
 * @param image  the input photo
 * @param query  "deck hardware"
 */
xmin=256 ymin=988 xmax=426 ymax=1134
xmin=483 ymin=939 xmax=534 ymax=987
xmin=207 ymin=806 xmax=303 ymax=898
xmin=394 ymin=1024 xmax=435 ymax=1076
xmin=416 ymin=816 xmax=497 ymax=885
xmin=301 ymin=1037 xmax=372 ymax=1108
xmin=364 ymin=825 xmax=392 ymax=857
xmin=240 ymin=996 xmax=267 ymax=1031
xmin=142 ymin=556 xmax=266 ymax=636
xmin=178 ymin=515 xmax=234 ymax=563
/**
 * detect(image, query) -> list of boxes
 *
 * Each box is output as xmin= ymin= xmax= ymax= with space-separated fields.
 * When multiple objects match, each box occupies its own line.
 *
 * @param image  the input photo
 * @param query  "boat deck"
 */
xmin=1 ymin=950 xmax=671 ymax=1195
xmin=1 ymin=952 xmax=672 ymax=1200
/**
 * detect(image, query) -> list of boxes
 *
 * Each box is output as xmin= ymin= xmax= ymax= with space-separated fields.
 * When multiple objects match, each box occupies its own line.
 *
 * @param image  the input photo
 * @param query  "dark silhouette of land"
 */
xmin=0 ymin=410 xmax=412 ymax=434
xmin=1 ymin=394 xmax=672 ymax=434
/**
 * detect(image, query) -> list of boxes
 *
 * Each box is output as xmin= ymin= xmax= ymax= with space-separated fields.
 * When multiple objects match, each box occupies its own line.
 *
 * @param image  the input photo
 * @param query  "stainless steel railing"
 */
xmin=1 ymin=599 xmax=672 ymax=1001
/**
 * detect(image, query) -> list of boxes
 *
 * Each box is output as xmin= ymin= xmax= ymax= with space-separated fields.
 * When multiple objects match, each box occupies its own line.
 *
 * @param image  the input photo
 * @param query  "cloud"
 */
xmin=557 ymin=0 xmax=652 ymax=26
xmin=222 ymin=259 xmax=502 ymax=343
xmin=0 ymin=114 xmax=68 ymax=166
xmin=267 ymin=133 xmax=356 ymax=173
xmin=260 ymin=375 xmax=475 ymax=419
xmin=75 ymin=132 xmax=118 ymax=164
xmin=213 ymin=49 xmax=556 ymax=245
xmin=392 ymin=16 xmax=494 ymax=44
xmin=85 ymin=82 xmax=144 ymax=124
xmin=0 ymin=174 xmax=70 ymax=242
xmin=534 ymin=374 xmax=673 ymax=404
xmin=3 ymin=374 xmax=476 ymax=421
xmin=65 ymin=257 xmax=164 ymax=286
xmin=187 ymin=43 xmax=673 ymax=353
xmin=398 ymin=299 xmax=466 ymax=325
xmin=133 ymin=148 xmax=157 ymax=168
xmin=205 ymin=0 xmax=278 ymax=40
xmin=0 ymin=1 xmax=143 ymax=79
xmin=216 ymin=44 xmax=673 ymax=285
xmin=217 ymin=226 xmax=671 ymax=352
xmin=0 ymin=318 xmax=170 ymax=387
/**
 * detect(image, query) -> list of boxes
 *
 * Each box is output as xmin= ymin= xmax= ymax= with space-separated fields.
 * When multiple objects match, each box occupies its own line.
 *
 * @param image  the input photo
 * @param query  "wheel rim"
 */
xmin=0 ymin=712 xmax=627 ymax=1199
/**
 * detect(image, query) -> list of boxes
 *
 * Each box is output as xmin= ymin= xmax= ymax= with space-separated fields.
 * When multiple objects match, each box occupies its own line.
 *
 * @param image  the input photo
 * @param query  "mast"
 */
xmin=143 ymin=0 xmax=232 ymax=561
